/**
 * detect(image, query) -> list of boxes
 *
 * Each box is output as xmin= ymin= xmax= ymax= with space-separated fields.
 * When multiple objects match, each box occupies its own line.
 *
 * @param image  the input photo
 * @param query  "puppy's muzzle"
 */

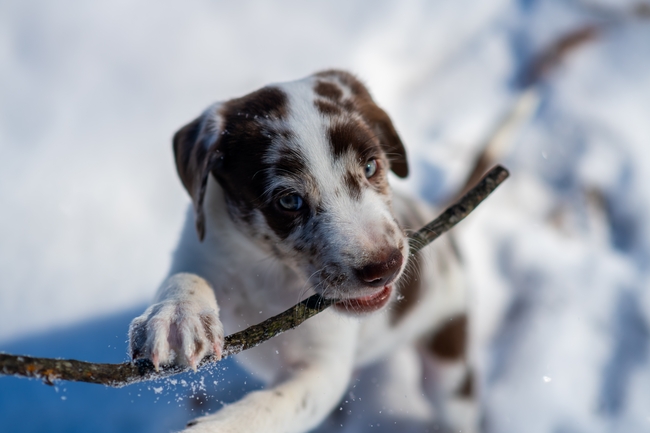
xmin=354 ymin=248 xmax=403 ymax=287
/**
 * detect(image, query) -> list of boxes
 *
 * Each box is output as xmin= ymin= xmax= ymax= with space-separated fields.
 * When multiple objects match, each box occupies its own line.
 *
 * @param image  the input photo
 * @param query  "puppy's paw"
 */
xmin=129 ymin=298 xmax=224 ymax=371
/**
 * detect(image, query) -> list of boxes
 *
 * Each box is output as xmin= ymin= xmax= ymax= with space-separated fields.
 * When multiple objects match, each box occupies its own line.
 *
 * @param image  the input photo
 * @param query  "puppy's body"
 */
xmin=129 ymin=71 xmax=474 ymax=432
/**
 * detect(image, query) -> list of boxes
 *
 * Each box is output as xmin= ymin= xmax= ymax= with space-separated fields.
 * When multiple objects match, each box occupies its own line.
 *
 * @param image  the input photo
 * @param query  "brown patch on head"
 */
xmin=391 ymin=251 xmax=423 ymax=325
xmin=226 ymin=86 xmax=289 ymax=121
xmin=344 ymin=170 xmax=362 ymax=200
xmin=328 ymin=120 xmax=377 ymax=159
xmin=315 ymin=70 xmax=367 ymax=97
xmin=215 ymin=88 xmax=312 ymax=240
xmin=314 ymin=80 xmax=343 ymax=101
xmin=427 ymin=314 xmax=468 ymax=361
xmin=274 ymin=146 xmax=305 ymax=175
xmin=327 ymin=118 xmax=394 ymax=199
xmin=214 ymin=86 xmax=289 ymax=204
xmin=315 ymin=69 xmax=409 ymax=177
xmin=315 ymin=100 xmax=342 ymax=116
xmin=368 ymin=159 xmax=391 ymax=196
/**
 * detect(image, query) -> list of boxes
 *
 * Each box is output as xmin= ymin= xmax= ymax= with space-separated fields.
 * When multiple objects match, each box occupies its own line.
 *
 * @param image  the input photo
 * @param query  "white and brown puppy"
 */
xmin=129 ymin=70 xmax=475 ymax=433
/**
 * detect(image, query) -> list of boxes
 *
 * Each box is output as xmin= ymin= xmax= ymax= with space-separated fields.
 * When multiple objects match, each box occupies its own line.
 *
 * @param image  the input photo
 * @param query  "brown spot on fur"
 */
xmin=275 ymin=148 xmax=307 ymax=176
xmin=224 ymin=85 xmax=288 ymax=121
xmin=201 ymin=314 xmax=216 ymax=343
xmin=315 ymin=70 xmax=367 ymax=97
xmin=211 ymin=86 xmax=310 ymax=240
xmin=315 ymin=99 xmax=342 ymax=116
xmin=344 ymin=170 xmax=362 ymax=200
xmin=328 ymin=120 xmax=377 ymax=159
xmin=391 ymin=251 xmax=423 ymax=325
xmin=428 ymin=315 xmax=468 ymax=360
xmin=315 ymin=69 xmax=409 ymax=177
xmin=314 ymin=80 xmax=343 ymax=101
xmin=457 ymin=370 xmax=474 ymax=399
xmin=193 ymin=338 xmax=204 ymax=357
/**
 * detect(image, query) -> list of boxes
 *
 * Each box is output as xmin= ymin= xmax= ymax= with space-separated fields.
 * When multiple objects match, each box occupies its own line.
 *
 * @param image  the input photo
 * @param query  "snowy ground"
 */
xmin=1 ymin=0 xmax=650 ymax=432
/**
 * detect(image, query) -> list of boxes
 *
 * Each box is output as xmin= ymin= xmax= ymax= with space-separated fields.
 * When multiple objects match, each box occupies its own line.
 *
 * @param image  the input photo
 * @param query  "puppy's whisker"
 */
xmin=296 ymin=272 xmax=323 ymax=306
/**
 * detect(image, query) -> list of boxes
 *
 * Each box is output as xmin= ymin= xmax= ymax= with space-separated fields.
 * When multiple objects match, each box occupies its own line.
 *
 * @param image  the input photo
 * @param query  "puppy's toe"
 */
xmin=176 ymin=311 xmax=224 ymax=370
xmin=147 ymin=315 xmax=174 ymax=370
xmin=200 ymin=311 xmax=225 ymax=360
xmin=128 ymin=316 xmax=148 ymax=360
xmin=177 ymin=318 xmax=207 ymax=370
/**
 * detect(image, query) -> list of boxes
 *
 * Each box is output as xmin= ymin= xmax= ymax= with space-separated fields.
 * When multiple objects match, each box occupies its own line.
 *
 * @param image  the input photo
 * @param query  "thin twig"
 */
xmin=0 ymin=165 xmax=509 ymax=388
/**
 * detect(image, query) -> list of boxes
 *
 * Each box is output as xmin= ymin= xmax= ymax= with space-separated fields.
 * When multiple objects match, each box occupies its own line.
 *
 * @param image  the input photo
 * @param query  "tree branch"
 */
xmin=0 ymin=165 xmax=509 ymax=388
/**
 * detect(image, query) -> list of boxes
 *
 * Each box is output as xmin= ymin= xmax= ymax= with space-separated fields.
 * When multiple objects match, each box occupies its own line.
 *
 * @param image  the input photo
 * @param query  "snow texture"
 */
xmin=1 ymin=0 xmax=650 ymax=432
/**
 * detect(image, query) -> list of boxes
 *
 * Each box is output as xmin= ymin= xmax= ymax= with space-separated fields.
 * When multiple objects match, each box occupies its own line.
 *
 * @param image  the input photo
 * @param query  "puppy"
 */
xmin=129 ymin=70 xmax=475 ymax=433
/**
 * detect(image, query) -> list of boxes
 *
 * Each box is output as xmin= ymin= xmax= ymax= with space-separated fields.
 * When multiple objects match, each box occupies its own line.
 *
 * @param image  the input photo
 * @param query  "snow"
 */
xmin=1 ymin=0 xmax=650 ymax=432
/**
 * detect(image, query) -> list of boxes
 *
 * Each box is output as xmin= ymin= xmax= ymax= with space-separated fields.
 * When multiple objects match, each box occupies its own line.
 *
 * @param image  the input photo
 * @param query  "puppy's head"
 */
xmin=174 ymin=70 xmax=409 ymax=314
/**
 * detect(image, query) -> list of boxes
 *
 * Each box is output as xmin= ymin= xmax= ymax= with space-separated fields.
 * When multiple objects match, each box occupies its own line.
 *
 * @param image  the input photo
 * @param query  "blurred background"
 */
xmin=1 ymin=0 xmax=649 ymax=432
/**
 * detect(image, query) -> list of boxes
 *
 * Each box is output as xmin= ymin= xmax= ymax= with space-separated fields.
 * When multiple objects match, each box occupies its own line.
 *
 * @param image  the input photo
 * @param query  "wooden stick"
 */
xmin=0 ymin=165 xmax=509 ymax=388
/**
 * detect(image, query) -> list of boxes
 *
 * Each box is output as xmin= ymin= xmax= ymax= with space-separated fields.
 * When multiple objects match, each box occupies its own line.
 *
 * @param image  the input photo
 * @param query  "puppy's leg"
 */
xmin=183 ymin=310 xmax=358 ymax=433
xmin=421 ymin=314 xmax=478 ymax=433
xmin=129 ymin=273 xmax=224 ymax=370
xmin=370 ymin=345 xmax=434 ymax=422
xmin=314 ymin=345 xmax=434 ymax=433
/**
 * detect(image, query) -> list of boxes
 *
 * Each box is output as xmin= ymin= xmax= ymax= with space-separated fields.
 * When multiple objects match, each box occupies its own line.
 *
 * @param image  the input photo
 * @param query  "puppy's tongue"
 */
xmin=334 ymin=285 xmax=392 ymax=314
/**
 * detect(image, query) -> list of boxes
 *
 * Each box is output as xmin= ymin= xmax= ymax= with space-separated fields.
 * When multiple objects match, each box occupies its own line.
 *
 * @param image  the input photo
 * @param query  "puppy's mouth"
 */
xmin=333 ymin=285 xmax=393 ymax=314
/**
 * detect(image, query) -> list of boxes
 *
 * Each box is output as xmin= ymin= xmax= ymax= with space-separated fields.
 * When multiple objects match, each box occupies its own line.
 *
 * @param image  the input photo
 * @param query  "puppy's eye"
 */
xmin=278 ymin=194 xmax=304 ymax=211
xmin=364 ymin=159 xmax=378 ymax=178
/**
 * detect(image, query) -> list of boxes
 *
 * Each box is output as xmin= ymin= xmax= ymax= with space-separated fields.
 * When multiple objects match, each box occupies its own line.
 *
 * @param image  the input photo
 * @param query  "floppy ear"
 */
xmin=356 ymin=100 xmax=408 ymax=178
xmin=172 ymin=104 xmax=223 ymax=241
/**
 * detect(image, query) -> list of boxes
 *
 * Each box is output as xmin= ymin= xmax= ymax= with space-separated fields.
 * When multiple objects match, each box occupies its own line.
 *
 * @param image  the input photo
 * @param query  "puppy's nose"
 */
xmin=355 ymin=249 xmax=403 ymax=287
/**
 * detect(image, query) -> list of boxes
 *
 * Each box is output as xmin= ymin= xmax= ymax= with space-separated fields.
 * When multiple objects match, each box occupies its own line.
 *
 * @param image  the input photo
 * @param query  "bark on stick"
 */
xmin=0 ymin=165 xmax=509 ymax=388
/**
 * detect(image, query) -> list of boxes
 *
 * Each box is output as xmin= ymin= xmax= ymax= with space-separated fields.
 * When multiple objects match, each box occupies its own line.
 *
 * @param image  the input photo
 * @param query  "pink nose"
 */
xmin=354 ymin=249 xmax=403 ymax=287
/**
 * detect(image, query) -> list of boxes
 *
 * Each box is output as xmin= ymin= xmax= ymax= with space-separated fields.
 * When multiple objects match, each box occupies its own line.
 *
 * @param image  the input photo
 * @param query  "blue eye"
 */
xmin=278 ymin=194 xmax=303 ymax=211
xmin=364 ymin=159 xmax=378 ymax=178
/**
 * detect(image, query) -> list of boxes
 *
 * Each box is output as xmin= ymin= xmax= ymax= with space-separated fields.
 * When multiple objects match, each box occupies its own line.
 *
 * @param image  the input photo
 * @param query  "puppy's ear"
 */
xmin=173 ymin=104 xmax=223 ymax=241
xmin=356 ymin=100 xmax=409 ymax=178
